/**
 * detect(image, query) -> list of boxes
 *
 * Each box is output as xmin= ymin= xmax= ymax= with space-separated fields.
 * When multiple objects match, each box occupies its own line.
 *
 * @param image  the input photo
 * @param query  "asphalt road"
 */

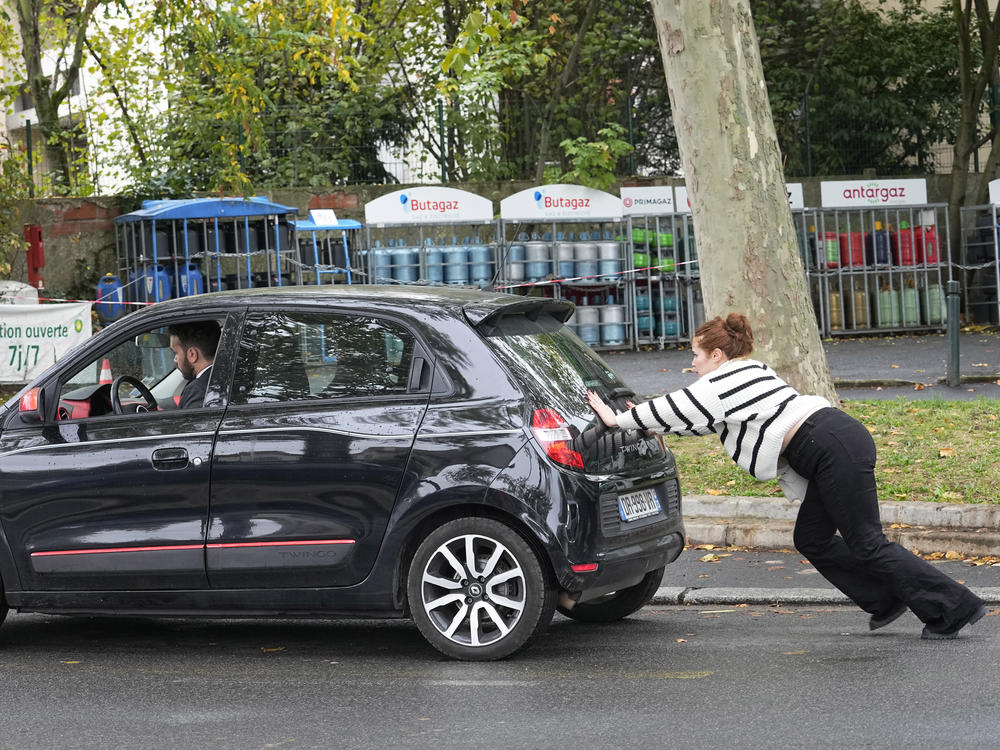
xmin=1 ymin=601 xmax=996 ymax=749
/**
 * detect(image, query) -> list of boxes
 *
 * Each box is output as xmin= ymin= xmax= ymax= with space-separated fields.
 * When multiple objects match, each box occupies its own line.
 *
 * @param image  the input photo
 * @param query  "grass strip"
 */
xmin=668 ymin=399 xmax=1000 ymax=505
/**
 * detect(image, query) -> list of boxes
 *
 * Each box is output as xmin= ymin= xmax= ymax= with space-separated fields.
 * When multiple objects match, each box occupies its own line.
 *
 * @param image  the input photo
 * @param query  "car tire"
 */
xmin=557 ymin=567 xmax=664 ymax=623
xmin=407 ymin=517 xmax=556 ymax=661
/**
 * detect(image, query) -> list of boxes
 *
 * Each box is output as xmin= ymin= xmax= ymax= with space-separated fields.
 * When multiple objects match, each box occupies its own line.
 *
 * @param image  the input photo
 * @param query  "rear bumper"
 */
xmin=554 ymin=520 xmax=685 ymax=595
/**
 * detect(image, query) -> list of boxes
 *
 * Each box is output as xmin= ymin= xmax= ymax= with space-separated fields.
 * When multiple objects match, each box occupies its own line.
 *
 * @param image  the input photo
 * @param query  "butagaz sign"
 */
xmin=500 ymin=185 xmax=623 ymax=220
xmin=364 ymin=187 xmax=494 ymax=226
xmin=0 ymin=302 xmax=92 ymax=383
xmin=820 ymin=179 xmax=928 ymax=208
xmin=620 ymin=187 xmax=674 ymax=216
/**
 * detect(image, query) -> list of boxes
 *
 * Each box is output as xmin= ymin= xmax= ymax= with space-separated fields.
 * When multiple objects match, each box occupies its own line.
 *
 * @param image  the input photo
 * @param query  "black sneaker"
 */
xmin=921 ymin=604 xmax=988 ymax=640
xmin=869 ymin=601 xmax=908 ymax=631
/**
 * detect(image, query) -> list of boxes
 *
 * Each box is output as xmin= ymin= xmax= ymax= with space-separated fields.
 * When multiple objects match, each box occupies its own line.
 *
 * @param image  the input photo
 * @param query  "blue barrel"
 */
xmin=95 ymin=274 xmax=126 ymax=323
xmin=392 ymin=247 xmax=419 ymax=282
xmin=445 ymin=245 xmax=469 ymax=285
xmin=127 ymin=268 xmax=146 ymax=303
xmin=469 ymin=243 xmax=493 ymax=286
xmin=143 ymin=265 xmax=172 ymax=302
xmin=175 ymin=263 xmax=204 ymax=297
xmin=635 ymin=292 xmax=651 ymax=312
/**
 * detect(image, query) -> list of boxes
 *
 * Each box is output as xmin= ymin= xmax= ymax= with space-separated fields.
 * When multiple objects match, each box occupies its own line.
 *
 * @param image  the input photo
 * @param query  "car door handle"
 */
xmin=151 ymin=447 xmax=189 ymax=470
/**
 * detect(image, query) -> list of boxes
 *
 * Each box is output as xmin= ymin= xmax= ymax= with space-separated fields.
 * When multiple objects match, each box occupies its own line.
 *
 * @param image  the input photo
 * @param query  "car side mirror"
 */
xmin=18 ymin=387 xmax=43 ymax=424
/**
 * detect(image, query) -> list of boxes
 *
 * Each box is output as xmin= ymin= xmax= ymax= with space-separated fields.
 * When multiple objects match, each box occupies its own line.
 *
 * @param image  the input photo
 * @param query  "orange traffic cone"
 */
xmin=99 ymin=358 xmax=113 ymax=384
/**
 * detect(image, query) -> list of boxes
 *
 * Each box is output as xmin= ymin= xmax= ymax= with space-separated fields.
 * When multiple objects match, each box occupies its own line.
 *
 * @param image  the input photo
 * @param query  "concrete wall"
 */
xmin=5 ymin=172 xmax=987 ymax=299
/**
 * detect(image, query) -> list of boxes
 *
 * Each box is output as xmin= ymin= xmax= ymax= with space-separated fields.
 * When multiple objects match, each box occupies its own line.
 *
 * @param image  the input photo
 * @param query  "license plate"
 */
xmin=617 ymin=488 xmax=661 ymax=522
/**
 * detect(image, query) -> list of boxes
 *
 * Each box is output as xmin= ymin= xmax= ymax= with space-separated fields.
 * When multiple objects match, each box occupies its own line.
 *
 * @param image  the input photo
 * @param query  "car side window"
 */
xmin=231 ymin=311 xmax=416 ymax=404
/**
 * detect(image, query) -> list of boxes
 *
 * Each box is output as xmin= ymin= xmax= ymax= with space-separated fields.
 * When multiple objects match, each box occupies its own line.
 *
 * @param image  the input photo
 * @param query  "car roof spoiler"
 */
xmin=463 ymin=297 xmax=575 ymax=329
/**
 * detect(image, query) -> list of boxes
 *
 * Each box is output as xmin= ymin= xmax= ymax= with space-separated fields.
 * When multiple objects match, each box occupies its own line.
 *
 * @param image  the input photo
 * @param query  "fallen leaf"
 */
xmin=889 ymin=523 xmax=911 ymax=529
xmin=913 ymin=383 xmax=925 ymax=390
xmin=706 ymin=489 xmax=723 ymax=495
xmin=676 ymin=638 xmax=687 ymax=643
xmin=891 ymin=364 xmax=900 ymax=369
xmin=700 ymin=553 xmax=720 ymax=562
xmin=61 ymin=661 xmax=81 ymax=664
xmin=945 ymin=551 xmax=962 ymax=560
xmin=261 ymin=646 xmax=286 ymax=653
xmin=783 ymin=650 xmax=806 ymax=655
xmin=766 ymin=565 xmax=784 ymax=571
xmin=972 ymin=363 xmax=989 ymax=367
xmin=939 ymin=447 xmax=957 ymax=458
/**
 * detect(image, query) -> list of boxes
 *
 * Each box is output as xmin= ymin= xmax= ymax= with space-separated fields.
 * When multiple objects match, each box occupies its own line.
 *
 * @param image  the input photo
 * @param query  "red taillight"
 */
xmin=571 ymin=563 xmax=599 ymax=573
xmin=19 ymin=388 xmax=40 ymax=413
xmin=532 ymin=408 xmax=584 ymax=470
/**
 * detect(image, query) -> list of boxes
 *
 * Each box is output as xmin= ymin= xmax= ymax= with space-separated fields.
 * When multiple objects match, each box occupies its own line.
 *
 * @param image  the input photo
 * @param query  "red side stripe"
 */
xmin=206 ymin=540 xmax=356 ymax=549
xmin=31 ymin=540 xmax=355 ymax=557
xmin=32 ymin=544 xmax=204 ymax=557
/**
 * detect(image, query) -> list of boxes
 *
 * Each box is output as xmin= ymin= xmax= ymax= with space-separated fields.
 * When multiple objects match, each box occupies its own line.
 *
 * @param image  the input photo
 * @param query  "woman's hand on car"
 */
xmin=587 ymin=390 xmax=619 ymax=428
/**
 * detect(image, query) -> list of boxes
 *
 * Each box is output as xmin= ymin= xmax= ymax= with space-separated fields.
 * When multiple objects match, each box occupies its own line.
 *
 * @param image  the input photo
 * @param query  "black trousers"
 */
xmin=784 ymin=407 xmax=984 ymax=630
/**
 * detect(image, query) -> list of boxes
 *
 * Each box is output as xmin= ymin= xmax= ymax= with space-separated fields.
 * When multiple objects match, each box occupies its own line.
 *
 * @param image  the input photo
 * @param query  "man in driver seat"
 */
xmin=167 ymin=321 xmax=221 ymax=408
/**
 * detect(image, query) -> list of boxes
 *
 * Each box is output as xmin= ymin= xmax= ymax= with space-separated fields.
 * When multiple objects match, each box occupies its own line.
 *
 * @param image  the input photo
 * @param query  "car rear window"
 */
xmin=481 ymin=311 xmax=626 ymax=421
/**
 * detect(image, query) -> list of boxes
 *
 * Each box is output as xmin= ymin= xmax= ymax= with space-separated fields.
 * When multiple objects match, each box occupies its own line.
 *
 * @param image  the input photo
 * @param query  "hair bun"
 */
xmin=724 ymin=313 xmax=748 ymax=333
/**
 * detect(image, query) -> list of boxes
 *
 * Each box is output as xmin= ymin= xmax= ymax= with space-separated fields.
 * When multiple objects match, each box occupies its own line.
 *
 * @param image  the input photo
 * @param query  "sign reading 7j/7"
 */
xmin=0 ymin=302 xmax=92 ymax=384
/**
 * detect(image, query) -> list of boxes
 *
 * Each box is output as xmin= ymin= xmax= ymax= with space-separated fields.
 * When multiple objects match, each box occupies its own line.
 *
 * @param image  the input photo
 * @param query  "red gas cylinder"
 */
xmin=838 ymin=231 xmax=864 ymax=267
xmin=915 ymin=226 xmax=939 ymax=264
xmin=891 ymin=222 xmax=915 ymax=265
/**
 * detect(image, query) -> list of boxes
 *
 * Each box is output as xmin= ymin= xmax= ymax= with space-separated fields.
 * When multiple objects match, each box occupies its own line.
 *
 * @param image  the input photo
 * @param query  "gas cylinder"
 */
xmin=828 ymin=289 xmax=844 ymax=330
xmin=865 ymin=222 xmax=891 ymax=265
xmin=839 ymin=229 xmax=864 ymax=267
xmin=891 ymin=222 xmax=916 ymax=265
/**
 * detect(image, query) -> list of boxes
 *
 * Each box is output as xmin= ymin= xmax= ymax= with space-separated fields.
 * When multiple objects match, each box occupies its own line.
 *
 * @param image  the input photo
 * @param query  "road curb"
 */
xmin=651 ymin=586 xmax=1000 ymax=606
xmin=683 ymin=495 xmax=1000 ymax=558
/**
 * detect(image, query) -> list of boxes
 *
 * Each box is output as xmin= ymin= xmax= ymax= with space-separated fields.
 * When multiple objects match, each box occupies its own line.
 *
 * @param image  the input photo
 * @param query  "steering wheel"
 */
xmin=111 ymin=375 xmax=159 ymax=414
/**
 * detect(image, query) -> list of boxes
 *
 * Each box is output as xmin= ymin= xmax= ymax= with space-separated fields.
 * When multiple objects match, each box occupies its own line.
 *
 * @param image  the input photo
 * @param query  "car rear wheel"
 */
xmin=557 ymin=567 xmax=664 ymax=623
xmin=407 ymin=517 xmax=555 ymax=661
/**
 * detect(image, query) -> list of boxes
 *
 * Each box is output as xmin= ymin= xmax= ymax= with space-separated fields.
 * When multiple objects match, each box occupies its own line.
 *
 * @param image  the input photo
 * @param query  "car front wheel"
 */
xmin=557 ymin=567 xmax=664 ymax=623
xmin=407 ymin=517 xmax=555 ymax=661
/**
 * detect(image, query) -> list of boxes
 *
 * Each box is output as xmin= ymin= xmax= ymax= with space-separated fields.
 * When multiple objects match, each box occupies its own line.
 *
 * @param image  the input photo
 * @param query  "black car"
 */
xmin=0 ymin=286 xmax=684 ymax=659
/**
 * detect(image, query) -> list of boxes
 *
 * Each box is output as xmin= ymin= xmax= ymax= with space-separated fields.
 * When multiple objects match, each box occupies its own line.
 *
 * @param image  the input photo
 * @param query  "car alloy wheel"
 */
xmin=407 ymin=517 xmax=554 ymax=660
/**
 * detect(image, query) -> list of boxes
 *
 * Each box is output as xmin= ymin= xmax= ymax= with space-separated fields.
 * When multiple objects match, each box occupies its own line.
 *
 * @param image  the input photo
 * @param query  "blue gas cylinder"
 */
xmin=371 ymin=244 xmax=393 ymax=283
xmin=95 ymin=274 xmax=126 ymax=323
xmin=469 ymin=243 xmax=493 ymax=286
xmin=424 ymin=240 xmax=444 ymax=284
xmin=865 ymin=222 xmax=890 ymax=265
xmin=392 ymin=246 xmax=419 ymax=282
xmin=143 ymin=265 xmax=172 ymax=302
xmin=175 ymin=263 xmax=204 ymax=297
xmin=445 ymin=244 xmax=469 ymax=285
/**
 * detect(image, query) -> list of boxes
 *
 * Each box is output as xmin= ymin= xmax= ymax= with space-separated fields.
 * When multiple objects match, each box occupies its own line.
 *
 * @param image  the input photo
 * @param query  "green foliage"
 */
xmin=752 ymin=0 xmax=959 ymax=176
xmin=556 ymin=124 xmax=634 ymax=190
xmin=437 ymin=0 xmax=675 ymax=181
xmin=62 ymin=257 xmax=103 ymax=302
xmin=0 ymin=139 xmax=31 ymax=277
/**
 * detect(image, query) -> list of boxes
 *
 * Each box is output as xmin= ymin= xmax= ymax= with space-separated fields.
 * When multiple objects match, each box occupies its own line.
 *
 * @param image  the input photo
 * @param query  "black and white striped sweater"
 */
xmin=615 ymin=358 xmax=829 ymax=480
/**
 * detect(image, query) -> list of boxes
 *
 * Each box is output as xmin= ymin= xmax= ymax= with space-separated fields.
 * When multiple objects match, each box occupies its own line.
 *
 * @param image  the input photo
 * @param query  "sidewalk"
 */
xmin=604 ymin=329 xmax=1000 ymax=400
xmin=604 ymin=330 xmax=1000 ymax=604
